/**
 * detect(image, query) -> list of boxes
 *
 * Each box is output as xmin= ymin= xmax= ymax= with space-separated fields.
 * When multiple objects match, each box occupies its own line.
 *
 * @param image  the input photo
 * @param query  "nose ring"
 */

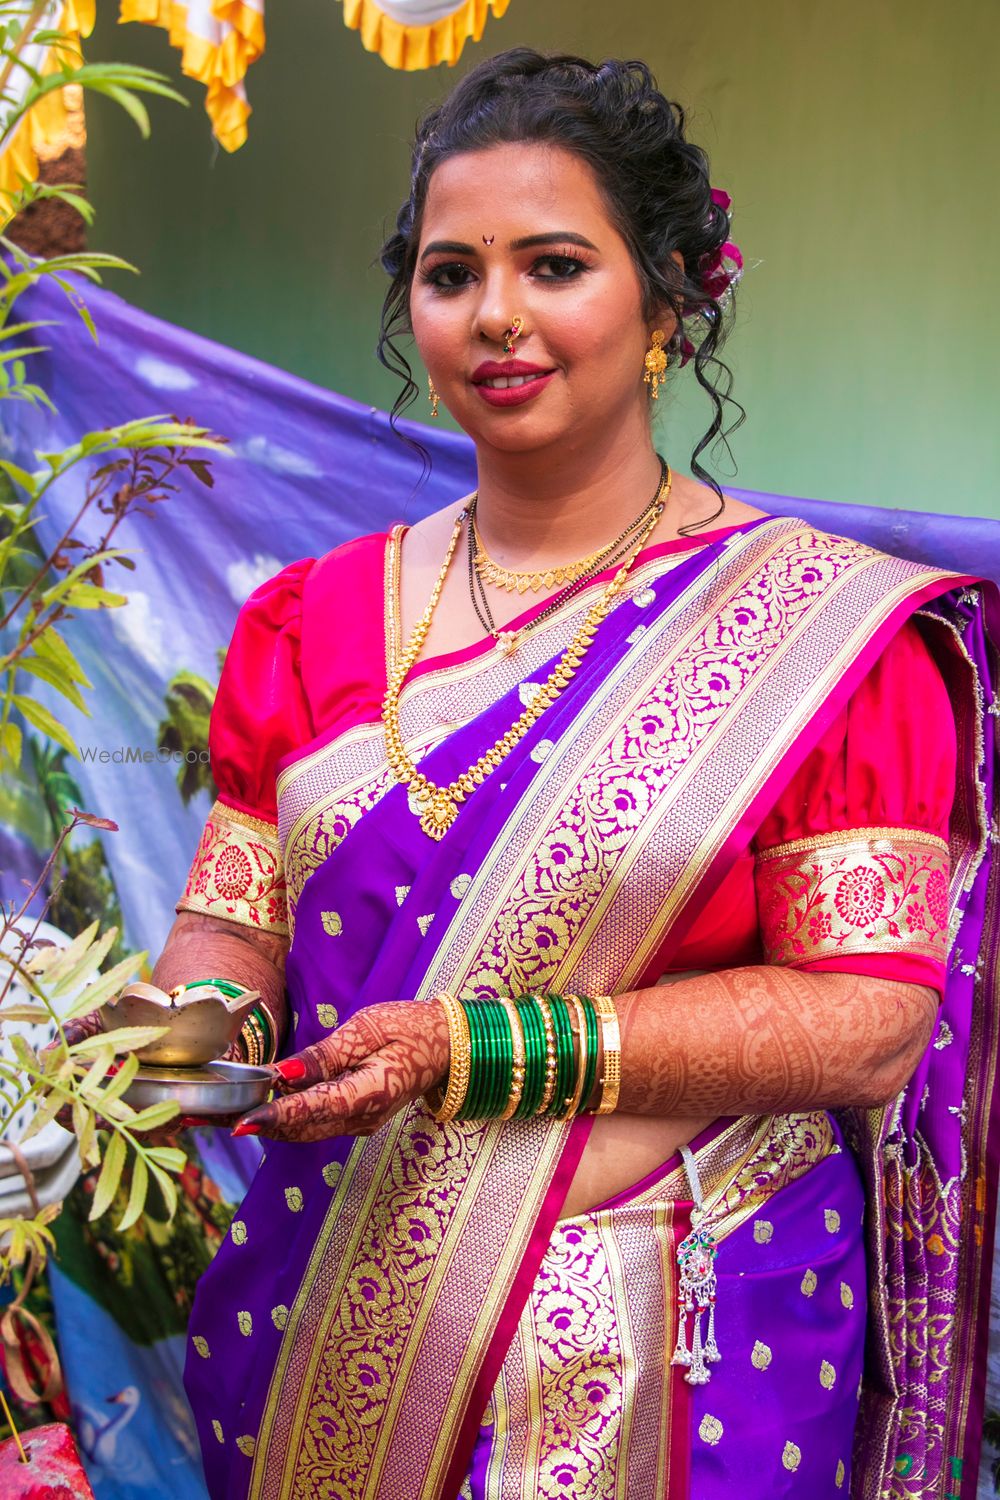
xmin=502 ymin=316 xmax=524 ymax=355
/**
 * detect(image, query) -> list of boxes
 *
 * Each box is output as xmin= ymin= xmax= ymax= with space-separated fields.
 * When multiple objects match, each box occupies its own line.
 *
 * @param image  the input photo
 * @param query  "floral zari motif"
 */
xmin=755 ymin=828 xmax=950 ymax=966
xmin=177 ymin=797 xmax=288 ymax=935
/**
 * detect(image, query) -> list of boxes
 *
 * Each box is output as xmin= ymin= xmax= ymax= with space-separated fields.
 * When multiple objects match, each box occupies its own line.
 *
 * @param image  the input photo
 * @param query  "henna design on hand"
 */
xmin=615 ymin=967 xmax=938 ymax=1117
xmin=236 ymin=999 xmax=451 ymax=1143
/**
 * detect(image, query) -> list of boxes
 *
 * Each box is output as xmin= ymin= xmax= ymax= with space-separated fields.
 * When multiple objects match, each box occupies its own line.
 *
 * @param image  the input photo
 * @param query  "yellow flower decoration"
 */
xmin=271 ymin=1304 xmax=289 ymax=1330
xmin=316 ymin=1004 xmax=339 ymax=1028
xmin=321 ymin=911 xmax=343 ymax=936
xmin=450 ymin=874 xmax=472 ymax=899
xmin=230 ymin=1219 xmax=248 ymax=1246
xmin=751 ymin=1340 xmax=772 ymax=1370
xmin=237 ymin=1310 xmax=253 ymax=1336
xmin=824 ymin=1208 xmax=841 ymax=1233
xmin=212 ymin=1419 xmax=224 ymax=1444
xmin=698 ymin=1414 xmax=723 ymax=1446
xmin=236 ymin=1436 xmax=256 ymax=1458
xmin=801 ymin=1269 xmax=818 ymax=1297
xmin=285 ymin=1186 xmax=304 ymax=1212
xmin=836 ymin=1459 xmax=846 ymax=1488
xmin=192 ymin=1335 xmax=210 ymax=1359
xmin=820 ymin=1360 xmax=836 ymax=1389
xmin=753 ymin=1219 xmax=774 ymax=1244
xmin=322 ymin=1161 xmax=342 ymax=1188
xmin=782 ymin=1441 xmax=802 ymax=1472
xmin=840 ymin=1281 xmax=854 ymax=1310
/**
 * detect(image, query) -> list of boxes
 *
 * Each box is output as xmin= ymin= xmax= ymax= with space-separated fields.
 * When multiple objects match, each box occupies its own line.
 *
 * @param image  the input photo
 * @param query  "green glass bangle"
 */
xmin=463 ymin=1000 xmax=510 ymax=1120
xmin=460 ymin=1001 xmax=488 ymax=1120
xmin=182 ymin=977 xmax=247 ymax=999
xmin=579 ymin=996 xmax=599 ymax=1116
xmin=546 ymin=995 xmax=576 ymax=1119
xmin=483 ymin=998 xmax=514 ymax=1119
xmin=515 ymin=997 xmax=546 ymax=1119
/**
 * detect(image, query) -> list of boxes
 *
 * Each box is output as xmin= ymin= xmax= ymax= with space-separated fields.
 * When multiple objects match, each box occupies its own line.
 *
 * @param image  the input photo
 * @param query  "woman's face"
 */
xmin=410 ymin=142 xmax=669 ymax=455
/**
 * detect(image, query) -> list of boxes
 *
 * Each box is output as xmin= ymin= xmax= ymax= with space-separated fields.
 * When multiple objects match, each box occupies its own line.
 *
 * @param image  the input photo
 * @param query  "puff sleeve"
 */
xmin=175 ymin=558 xmax=316 ymax=938
xmin=753 ymin=621 xmax=956 ymax=993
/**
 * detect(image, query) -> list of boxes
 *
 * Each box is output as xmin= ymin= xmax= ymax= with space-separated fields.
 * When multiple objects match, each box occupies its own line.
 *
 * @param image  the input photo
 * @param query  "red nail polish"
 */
xmin=231 ymin=1120 xmax=261 ymax=1137
xmin=275 ymin=1057 xmax=307 ymax=1082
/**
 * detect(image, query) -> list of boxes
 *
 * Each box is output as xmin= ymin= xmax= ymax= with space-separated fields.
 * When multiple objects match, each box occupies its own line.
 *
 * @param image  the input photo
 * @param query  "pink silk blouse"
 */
xmin=193 ymin=526 xmax=956 ymax=993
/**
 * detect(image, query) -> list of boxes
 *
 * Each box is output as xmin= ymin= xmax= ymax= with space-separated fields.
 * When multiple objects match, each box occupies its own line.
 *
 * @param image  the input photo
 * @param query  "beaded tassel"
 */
xmin=671 ymin=1145 xmax=721 ymax=1385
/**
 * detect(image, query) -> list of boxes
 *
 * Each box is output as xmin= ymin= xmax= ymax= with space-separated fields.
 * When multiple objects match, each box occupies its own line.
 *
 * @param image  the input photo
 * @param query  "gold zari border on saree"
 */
xmin=755 ymin=826 xmax=950 ymax=967
xmin=176 ymin=797 xmax=288 ymax=936
xmin=250 ymin=521 xmax=954 ymax=1500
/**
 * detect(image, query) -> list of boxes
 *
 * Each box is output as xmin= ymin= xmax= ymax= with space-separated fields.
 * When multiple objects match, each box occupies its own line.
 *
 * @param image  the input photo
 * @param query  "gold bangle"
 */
xmin=238 ymin=1013 xmax=265 ymax=1066
xmin=535 ymin=995 xmax=558 ymax=1116
xmin=425 ymin=992 xmax=471 ymax=1123
xmin=499 ymin=997 xmax=526 ymax=1121
xmin=562 ymin=994 xmax=589 ymax=1118
xmin=590 ymin=994 xmax=621 ymax=1115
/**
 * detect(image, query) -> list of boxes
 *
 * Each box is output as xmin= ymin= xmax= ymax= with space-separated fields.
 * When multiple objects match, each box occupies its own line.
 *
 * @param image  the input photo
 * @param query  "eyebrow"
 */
xmin=419 ymin=231 xmax=599 ymax=262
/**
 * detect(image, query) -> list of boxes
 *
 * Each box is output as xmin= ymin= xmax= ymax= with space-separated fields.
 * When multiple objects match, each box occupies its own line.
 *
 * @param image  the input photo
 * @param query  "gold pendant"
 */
xmin=419 ymin=790 xmax=459 ymax=840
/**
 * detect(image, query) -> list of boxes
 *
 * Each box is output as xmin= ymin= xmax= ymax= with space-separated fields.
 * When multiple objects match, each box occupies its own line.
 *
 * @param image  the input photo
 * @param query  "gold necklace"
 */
xmin=473 ymin=518 xmax=628 ymax=595
xmin=382 ymin=491 xmax=666 ymax=840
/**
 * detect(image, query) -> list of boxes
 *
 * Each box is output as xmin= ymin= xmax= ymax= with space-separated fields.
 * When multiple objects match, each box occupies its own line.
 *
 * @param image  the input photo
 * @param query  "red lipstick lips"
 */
xmin=471 ymin=358 xmax=555 ymax=408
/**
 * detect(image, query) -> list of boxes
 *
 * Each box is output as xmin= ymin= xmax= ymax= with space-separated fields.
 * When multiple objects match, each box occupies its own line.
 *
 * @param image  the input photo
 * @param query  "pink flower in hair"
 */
xmin=674 ymin=186 xmax=743 ymax=366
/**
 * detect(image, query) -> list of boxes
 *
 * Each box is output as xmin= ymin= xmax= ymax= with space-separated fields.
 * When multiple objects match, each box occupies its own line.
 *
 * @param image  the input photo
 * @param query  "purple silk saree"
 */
xmin=182 ymin=517 xmax=998 ymax=1500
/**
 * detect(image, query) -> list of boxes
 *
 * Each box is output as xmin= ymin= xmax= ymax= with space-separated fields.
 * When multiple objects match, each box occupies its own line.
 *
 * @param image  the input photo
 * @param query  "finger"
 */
xmin=234 ymin=1078 xmax=363 ymax=1142
xmin=270 ymin=1013 xmax=387 ymax=1090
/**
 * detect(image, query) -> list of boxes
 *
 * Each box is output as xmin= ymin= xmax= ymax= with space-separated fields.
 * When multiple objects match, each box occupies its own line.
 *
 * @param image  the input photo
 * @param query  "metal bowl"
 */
xmin=123 ymin=1060 xmax=273 ymax=1118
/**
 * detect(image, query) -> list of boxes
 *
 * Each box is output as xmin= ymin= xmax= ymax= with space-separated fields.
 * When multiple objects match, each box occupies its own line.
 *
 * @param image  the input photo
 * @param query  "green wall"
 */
xmin=85 ymin=0 xmax=999 ymax=516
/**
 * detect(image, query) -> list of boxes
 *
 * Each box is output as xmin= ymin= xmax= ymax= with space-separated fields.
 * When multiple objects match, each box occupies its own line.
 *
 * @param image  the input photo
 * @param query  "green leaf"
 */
xmin=71 ymin=1024 xmax=166 ymax=1055
xmin=89 ymin=1130 xmax=126 ymax=1220
xmin=65 ymin=950 xmax=147 ymax=1018
xmin=117 ymin=1153 xmax=148 ymax=1232
xmin=0 ymin=1003 xmax=49 ymax=1023
xmin=24 ymin=920 xmax=97 ymax=985
xmin=77 ymin=1044 xmax=116 ymax=1096
xmin=49 ymin=923 xmax=117 ymax=998
xmin=147 ymin=1159 xmax=178 ymax=1220
xmin=19 ymin=655 xmax=89 ymax=715
xmin=63 ymin=583 xmax=128 ymax=610
xmin=0 ymin=459 xmax=39 ymax=495
xmin=0 ymin=720 xmax=21 ymax=770
xmin=11 ymin=694 xmax=78 ymax=758
xmin=98 ymin=1051 xmax=139 ymax=1104
xmin=17 ymin=1090 xmax=65 ymax=1145
xmin=145 ymin=1145 xmax=186 ymax=1172
xmin=129 ymin=1099 xmax=179 ymax=1133
xmin=33 ymin=625 xmax=91 ymax=687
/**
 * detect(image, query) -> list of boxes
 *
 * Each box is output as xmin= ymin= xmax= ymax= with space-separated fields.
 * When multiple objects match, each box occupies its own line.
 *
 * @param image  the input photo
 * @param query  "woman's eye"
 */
xmin=534 ymin=255 xmax=587 ymax=280
xmin=426 ymin=263 xmax=475 ymax=291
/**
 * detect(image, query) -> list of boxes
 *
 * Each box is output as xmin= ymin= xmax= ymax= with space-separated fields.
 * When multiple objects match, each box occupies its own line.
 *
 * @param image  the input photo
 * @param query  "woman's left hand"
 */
xmin=233 ymin=999 xmax=450 ymax=1142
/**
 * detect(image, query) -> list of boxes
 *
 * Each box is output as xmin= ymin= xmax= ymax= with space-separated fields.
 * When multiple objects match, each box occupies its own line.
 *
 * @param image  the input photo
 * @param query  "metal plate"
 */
xmin=123 ymin=1060 xmax=273 ymax=1118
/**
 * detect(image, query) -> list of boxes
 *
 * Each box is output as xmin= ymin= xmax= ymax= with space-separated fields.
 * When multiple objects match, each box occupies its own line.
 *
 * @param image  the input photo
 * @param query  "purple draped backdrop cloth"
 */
xmin=0 ymin=273 xmax=997 ymax=1500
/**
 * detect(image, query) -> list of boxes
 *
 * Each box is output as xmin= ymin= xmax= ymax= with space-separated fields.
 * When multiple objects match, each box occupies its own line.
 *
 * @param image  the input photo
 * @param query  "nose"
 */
xmin=471 ymin=271 xmax=524 ymax=347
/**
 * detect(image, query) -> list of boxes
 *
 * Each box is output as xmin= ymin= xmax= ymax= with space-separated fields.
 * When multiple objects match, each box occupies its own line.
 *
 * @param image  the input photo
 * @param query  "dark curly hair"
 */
xmin=378 ymin=47 xmax=744 ymax=518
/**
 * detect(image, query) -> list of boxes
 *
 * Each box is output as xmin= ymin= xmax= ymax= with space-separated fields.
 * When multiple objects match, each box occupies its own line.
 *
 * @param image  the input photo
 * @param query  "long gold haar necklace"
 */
xmin=382 ymin=468 xmax=671 ymax=840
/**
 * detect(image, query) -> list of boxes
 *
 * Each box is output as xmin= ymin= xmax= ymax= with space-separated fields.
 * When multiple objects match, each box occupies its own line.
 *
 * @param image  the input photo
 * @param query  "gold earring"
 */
xmin=428 ymin=376 xmax=440 ymax=418
xmin=643 ymin=330 xmax=668 ymax=400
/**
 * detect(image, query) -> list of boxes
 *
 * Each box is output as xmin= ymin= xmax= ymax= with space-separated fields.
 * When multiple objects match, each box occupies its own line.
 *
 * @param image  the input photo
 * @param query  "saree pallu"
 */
xmin=181 ymin=517 xmax=999 ymax=1499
